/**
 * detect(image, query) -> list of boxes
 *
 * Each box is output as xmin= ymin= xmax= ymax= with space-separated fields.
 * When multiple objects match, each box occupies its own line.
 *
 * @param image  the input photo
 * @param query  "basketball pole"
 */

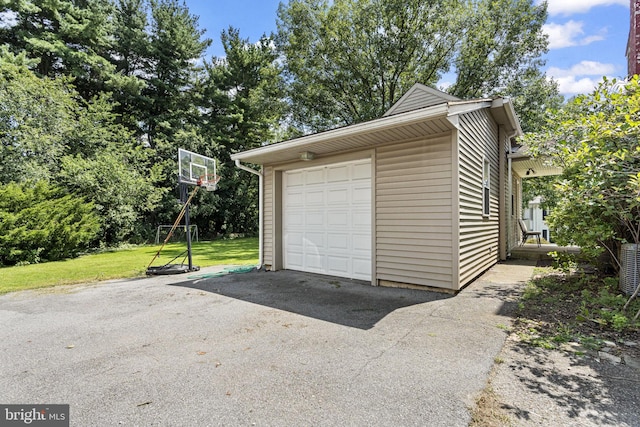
xmin=146 ymin=183 xmax=199 ymax=271
xmin=183 ymin=182 xmax=194 ymax=271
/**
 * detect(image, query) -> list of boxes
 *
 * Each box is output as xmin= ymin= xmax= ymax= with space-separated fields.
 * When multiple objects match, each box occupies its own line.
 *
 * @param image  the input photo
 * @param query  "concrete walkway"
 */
xmin=0 ymin=262 xmax=535 ymax=426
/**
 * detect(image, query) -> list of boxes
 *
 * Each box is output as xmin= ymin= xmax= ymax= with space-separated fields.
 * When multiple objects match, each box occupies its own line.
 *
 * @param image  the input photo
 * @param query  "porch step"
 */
xmin=509 ymin=244 xmax=580 ymax=261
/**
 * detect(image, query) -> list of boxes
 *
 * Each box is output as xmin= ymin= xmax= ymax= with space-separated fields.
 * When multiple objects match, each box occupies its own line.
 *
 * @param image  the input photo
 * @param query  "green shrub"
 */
xmin=0 ymin=181 xmax=100 ymax=265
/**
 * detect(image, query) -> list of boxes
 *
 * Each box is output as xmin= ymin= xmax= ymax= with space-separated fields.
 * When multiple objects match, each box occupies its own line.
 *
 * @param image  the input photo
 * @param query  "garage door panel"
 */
xmin=305 ymin=189 xmax=325 ymax=205
xmin=353 ymin=258 xmax=372 ymax=280
xmin=304 ymin=232 xmax=325 ymax=249
xmin=353 ymin=185 xmax=371 ymax=203
xmin=327 ymin=165 xmax=349 ymax=182
xmin=305 ymin=169 xmax=325 ymax=184
xmin=352 ymin=209 xmax=371 ymax=227
xmin=327 ymin=233 xmax=348 ymax=250
xmin=287 ymin=171 xmax=304 ymax=186
xmin=327 ymin=187 xmax=349 ymax=204
xmin=353 ymin=233 xmax=371 ymax=253
xmin=305 ymin=210 xmax=325 ymax=227
xmin=286 ymin=231 xmax=304 ymax=246
xmin=327 ymin=256 xmax=349 ymax=275
xmin=327 ymin=210 xmax=349 ymax=227
xmin=353 ymin=162 xmax=370 ymax=180
xmin=285 ymin=251 xmax=303 ymax=269
xmin=286 ymin=189 xmax=305 ymax=206
xmin=284 ymin=159 xmax=371 ymax=281
xmin=287 ymin=211 xmax=304 ymax=227
xmin=305 ymin=253 xmax=325 ymax=270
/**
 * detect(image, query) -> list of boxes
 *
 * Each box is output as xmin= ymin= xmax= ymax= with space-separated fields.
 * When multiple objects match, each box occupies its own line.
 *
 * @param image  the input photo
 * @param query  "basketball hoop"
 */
xmin=197 ymin=173 xmax=221 ymax=192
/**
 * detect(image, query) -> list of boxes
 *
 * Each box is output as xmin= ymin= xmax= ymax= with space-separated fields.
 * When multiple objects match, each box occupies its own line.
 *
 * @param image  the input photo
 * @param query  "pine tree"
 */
xmin=0 ymin=0 xmax=135 ymax=99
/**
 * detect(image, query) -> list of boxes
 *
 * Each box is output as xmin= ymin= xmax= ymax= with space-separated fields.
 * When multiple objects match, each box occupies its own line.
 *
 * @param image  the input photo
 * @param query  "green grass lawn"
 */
xmin=0 ymin=237 xmax=258 ymax=294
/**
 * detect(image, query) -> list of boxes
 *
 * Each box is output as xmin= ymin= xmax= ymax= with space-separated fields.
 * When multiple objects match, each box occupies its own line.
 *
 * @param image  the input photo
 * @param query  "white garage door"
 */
xmin=283 ymin=159 xmax=371 ymax=281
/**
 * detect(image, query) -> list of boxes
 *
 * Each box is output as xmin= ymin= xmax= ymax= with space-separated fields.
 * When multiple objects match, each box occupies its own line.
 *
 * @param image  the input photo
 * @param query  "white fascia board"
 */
xmin=231 ymin=103 xmax=449 ymax=162
xmin=490 ymin=98 xmax=523 ymax=137
xmin=447 ymin=100 xmax=492 ymax=117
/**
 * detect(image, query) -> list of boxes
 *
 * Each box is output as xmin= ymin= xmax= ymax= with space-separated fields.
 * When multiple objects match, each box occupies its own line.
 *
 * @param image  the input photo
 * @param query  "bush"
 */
xmin=0 ymin=181 xmax=100 ymax=265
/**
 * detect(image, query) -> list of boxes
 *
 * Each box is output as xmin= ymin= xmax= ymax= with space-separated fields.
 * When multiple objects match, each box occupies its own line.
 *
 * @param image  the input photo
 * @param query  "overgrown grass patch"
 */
xmin=515 ymin=269 xmax=640 ymax=351
xmin=0 ymin=237 xmax=258 ymax=294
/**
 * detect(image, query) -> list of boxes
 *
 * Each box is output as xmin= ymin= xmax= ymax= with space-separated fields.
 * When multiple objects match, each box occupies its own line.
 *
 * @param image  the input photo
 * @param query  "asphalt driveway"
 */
xmin=0 ymin=263 xmax=534 ymax=426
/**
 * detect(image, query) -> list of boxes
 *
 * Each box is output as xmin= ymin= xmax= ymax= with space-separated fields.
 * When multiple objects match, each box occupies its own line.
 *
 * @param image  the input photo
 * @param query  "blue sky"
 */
xmin=186 ymin=0 xmax=631 ymax=97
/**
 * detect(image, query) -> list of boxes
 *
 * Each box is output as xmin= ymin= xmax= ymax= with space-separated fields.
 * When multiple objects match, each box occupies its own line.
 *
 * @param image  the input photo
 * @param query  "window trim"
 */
xmin=482 ymin=157 xmax=490 ymax=217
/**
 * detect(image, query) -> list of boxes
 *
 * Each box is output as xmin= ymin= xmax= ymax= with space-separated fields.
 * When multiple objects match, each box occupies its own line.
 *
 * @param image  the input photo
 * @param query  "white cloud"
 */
xmin=547 ymin=61 xmax=617 ymax=95
xmin=541 ymin=0 xmax=627 ymax=16
xmin=554 ymin=76 xmax=605 ymax=95
xmin=543 ymin=20 xmax=606 ymax=49
xmin=548 ymin=61 xmax=616 ymax=77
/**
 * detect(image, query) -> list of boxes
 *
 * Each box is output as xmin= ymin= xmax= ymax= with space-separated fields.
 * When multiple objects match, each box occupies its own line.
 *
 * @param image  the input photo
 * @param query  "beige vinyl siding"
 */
xmin=263 ymin=166 xmax=273 ymax=267
xmin=458 ymin=110 xmax=500 ymax=287
xmin=375 ymin=135 xmax=454 ymax=289
xmin=387 ymin=92 xmax=448 ymax=116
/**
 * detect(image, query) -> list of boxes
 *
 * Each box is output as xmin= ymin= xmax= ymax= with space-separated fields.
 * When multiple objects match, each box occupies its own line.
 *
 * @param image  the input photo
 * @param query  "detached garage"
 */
xmin=232 ymin=84 xmax=524 ymax=292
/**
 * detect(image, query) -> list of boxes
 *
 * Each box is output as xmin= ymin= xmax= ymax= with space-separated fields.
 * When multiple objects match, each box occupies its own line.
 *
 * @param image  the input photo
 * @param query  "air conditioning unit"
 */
xmin=620 ymin=243 xmax=640 ymax=296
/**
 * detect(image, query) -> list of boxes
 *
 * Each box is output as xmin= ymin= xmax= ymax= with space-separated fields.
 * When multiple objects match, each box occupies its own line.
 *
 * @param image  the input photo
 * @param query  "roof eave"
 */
xmin=490 ymin=98 xmax=523 ymax=137
xmin=231 ymin=103 xmax=450 ymax=164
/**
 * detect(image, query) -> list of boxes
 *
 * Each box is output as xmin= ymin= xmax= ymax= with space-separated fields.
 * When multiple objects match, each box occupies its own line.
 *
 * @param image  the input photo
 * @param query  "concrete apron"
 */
xmin=0 ymin=261 xmax=535 ymax=427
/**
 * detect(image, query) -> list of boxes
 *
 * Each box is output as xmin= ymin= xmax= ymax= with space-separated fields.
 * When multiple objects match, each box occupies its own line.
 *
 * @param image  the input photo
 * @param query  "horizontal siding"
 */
xmin=263 ymin=166 xmax=273 ymax=266
xmin=391 ymin=91 xmax=447 ymax=115
xmin=375 ymin=135 xmax=454 ymax=289
xmin=458 ymin=110 xmax=500 ymax=286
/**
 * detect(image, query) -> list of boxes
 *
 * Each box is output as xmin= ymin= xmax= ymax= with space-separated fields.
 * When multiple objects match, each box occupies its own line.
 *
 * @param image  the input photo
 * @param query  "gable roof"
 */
xmin=383 ymin=83 xmax=460 ymax=117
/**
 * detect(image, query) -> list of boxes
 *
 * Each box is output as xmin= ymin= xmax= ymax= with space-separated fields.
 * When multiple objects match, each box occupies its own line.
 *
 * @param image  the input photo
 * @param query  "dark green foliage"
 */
xmin=58 ymin=148 xmax=164 ymax=244
xmin=140 ymin=0 xmax=211 ymax=148
xmin=109 ymin=0 xmax=150 ymax=130
xmin=0 ymin=181 xmax=100 ymax=265
xmin=196 ymin=28 xmax=285 ymax=236
xmin=522 ymin=175 xmax=561 ymax=212
xmin=450 ymin=0 xmax=548 ymax=100
xmin=0 ymin=61 xmax=77 ymax=183
xmin=277 ymin=0 xmax=465 ymax=130
xmin=0 ymin=60 xmax=164 ymax=249
xmin=501 ymin=68 xmax=564 ymax=133
xmin=524 ymin=77 xmax=640 ymax=271
xmin=0 ymin=0 xmax=137 ymax=100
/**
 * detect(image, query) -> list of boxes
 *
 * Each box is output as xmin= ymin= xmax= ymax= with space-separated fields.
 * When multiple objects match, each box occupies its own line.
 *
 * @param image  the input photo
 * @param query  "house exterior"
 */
xmin=628 ymin=0 xmax=640 ymax=77
xmin=523 ymin=196 xmax=552 ymax=243
xmin=232 ymin=84 xmax=529 ymax=292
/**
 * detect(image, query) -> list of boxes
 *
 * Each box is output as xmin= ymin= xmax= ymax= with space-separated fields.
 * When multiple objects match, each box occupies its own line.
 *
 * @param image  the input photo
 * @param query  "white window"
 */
xmin=483 ymin=158 xmax=490 ymax=217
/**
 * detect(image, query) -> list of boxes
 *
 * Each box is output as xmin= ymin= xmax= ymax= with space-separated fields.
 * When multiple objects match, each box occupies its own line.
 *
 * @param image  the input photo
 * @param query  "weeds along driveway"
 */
xmin=0 ymin=266 xmax=531 ymax=426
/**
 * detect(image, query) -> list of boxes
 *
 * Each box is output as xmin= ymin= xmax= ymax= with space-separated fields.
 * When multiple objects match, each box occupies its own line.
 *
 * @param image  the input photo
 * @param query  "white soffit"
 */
xmin=231 ymin=104 xmax=451 ymax=165
xmin=511 ymin=157 xmax=563 ymax=178
xmin=231 ymin=96 xmax=522 ymax=166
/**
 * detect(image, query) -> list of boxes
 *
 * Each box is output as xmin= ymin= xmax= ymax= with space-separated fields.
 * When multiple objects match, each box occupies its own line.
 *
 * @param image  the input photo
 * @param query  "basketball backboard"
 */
xmin=178 ymin=148 xmax=217 ymax=187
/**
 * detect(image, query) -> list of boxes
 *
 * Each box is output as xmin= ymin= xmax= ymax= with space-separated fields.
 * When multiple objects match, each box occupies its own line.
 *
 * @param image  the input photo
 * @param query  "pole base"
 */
xmin=146 ymin=264 xmax=200 ymax=276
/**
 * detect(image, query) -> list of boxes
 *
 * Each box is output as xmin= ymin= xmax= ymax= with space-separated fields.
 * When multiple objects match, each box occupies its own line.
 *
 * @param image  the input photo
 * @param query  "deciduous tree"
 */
xmin=277 ymin=0 xmax=465 ymax=130
xmin=276 ymin=0 xmax=552 ymax=132
xmin=524 ymin=76 xmax=640 ymax=315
